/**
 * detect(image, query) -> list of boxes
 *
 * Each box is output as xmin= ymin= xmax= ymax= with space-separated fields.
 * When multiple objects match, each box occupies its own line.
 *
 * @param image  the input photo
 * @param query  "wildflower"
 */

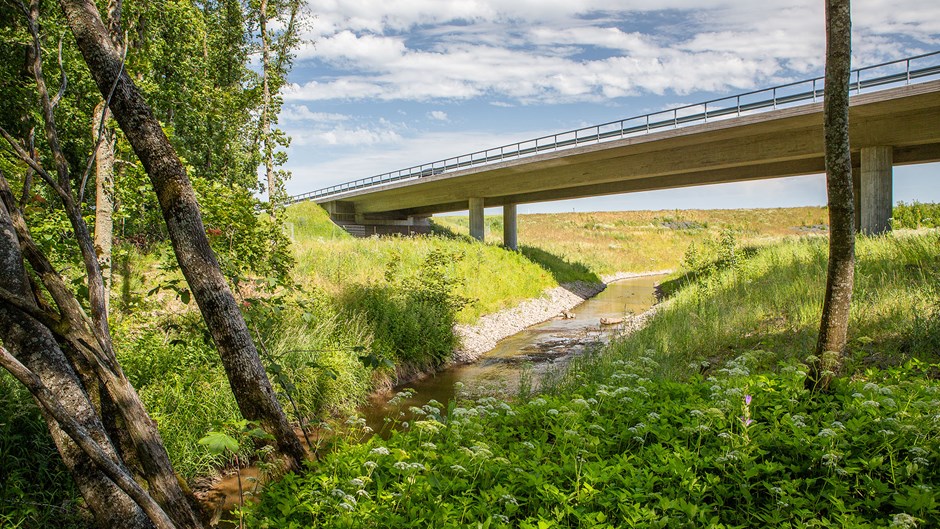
xmin=500 ymin=494 xmax=519 ymax=506
xmin=349 ymin=478 xmax=364 ymax=487
xmin=450 ymin=464 xmax=467 ymax=473
xmin=363 ymin=461 xmax=377 ymax=470
xmin=421 ymin=442 xmax=438 ymax=450
xmin=370 ymin=446 xmax=390 ymax=456
xmin=890 ymin=513 xmax=918 ymax=528
xmin=547 ymin=409 xmax=559 ymax=415
xmin=822 ymin=453 xmax=840 ymax=467
xmin=331 ymin=488 xmax=346 ymax=497
xmin=339 ymin=502 xmax=355 ymax=511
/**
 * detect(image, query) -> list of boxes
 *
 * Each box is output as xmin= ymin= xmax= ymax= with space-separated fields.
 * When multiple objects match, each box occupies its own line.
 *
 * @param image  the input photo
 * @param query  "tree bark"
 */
xmin=260 ymin=0 xmax=275 ymax=201
xmin=1 ymin=173 xmax=203 ymax=529
xmin=93 ymin=100 xmax=115 ymax=313
xmin=0 ymin=195 xmax=153 ymax=529
xmin=810 ymin=0 xmax=855 ymax=391
xmin=57 ymin=0 xmax=307 ymax=469
xmin=0 ymin=346 xmax=174 ymax=529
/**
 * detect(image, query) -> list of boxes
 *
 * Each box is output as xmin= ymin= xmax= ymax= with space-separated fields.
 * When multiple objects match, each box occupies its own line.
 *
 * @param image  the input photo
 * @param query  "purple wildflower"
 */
xmin=744 ymin=395 xmax=752 ymax=406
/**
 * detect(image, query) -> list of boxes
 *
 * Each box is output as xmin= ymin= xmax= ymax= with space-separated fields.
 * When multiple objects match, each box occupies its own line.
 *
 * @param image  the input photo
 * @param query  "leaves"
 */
xmin=198 ymin=431 xmax=240 ymax=456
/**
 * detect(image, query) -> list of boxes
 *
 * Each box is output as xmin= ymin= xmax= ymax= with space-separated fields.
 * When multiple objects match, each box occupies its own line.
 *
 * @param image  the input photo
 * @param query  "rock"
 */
xmin=599 ymin=317 xmax=624 ymax=325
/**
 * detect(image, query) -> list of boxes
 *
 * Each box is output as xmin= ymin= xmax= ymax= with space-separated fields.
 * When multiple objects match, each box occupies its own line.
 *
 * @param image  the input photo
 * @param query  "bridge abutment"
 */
xmin=322 ymin=201 xmax=431 ymax=237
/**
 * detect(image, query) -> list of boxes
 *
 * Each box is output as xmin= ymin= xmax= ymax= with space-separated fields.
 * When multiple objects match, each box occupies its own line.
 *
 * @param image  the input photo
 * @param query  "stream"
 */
xmin=205 ymin=274 xmax=662 ymax=525
xmin=361 ymin=274 xmax=663 ymax=435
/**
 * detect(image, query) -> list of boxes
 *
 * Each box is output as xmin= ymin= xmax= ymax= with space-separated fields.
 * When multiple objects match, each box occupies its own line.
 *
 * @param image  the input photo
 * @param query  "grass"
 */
xmin=432 ymin=206 xmax=830 ymax=275
xmin=287 ymin=202 xmax=562 ymax=323
xmin=242 ymin=230 xmax=940 ymax=528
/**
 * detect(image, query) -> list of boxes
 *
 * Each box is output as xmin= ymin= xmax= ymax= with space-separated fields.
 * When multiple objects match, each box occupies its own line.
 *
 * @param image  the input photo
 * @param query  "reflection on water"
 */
xmin=361 ymin=274 xmax=663 ymax=435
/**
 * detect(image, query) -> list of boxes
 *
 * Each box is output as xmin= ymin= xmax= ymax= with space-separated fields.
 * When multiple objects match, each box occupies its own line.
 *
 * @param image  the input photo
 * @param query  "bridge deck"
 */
xmin=315 ymin=79 xmax=940 ymax=217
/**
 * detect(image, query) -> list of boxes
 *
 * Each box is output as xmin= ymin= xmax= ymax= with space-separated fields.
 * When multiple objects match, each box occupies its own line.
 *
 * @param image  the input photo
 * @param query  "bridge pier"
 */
xmin=469 ymin=197 xmax=485 ymax=241
xmin=858 ymin=146 xmax=893 ymax=236
xmin=503 ymin=204 xmax=518 ymax=250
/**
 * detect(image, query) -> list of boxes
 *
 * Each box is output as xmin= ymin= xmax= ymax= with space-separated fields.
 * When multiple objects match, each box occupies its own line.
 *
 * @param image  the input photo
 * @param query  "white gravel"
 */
xmin=453 ymin=270 xmax=671 ymax=364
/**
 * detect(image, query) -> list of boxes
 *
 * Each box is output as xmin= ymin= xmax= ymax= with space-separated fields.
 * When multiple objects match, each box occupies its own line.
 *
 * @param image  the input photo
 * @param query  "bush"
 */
xmin=339 ymin=249 xmax=470 ymax=369
xmin=893 ymin=201 xmax=940 ymax=229
xmin=244 ymin=354 xmax=940 ymax=528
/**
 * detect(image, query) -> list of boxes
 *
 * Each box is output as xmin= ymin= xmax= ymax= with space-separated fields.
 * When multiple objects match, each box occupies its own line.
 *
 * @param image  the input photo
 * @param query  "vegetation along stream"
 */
xmin=362 ymin=274 xmax=664 ymax=435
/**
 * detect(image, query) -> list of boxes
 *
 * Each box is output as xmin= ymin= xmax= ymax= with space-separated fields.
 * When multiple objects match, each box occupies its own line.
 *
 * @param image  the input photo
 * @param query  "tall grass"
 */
xmin=0 ymin=373 xmax=87 ymax=528
xmin=557 ymin=231 xmax=940 ymax=386
xmin=286 ymin=203 xmax=560 ymax=323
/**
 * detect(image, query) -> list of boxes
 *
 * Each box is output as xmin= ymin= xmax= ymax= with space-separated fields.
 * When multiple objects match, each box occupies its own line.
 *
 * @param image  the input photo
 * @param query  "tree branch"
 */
xmin=0 ymin=347 xmax=176 ymax=529
xmin=0 ymin=126 xmax=68 ymax=199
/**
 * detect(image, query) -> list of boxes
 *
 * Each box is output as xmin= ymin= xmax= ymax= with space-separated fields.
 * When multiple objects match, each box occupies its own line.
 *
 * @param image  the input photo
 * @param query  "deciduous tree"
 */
xmin=809 ymin=0 xmax=854 ymax=391
xmin=56 ymin=0 xmax=307 ymax=469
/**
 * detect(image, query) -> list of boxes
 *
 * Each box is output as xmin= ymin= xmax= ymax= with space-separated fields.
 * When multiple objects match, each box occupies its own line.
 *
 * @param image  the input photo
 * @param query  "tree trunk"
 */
xmin=93 ymin=100 xmax=115 ymax=313
xmin=1 ymin=174 xmax=203 ymax=528
xmin=260 ymin=0 xmax=275 ymax=202
xmin=810 ymin=0 xmax=854 ymax=391
xmin=57 ymin=0 xmax=307 ymax=469
xmin=0 ymin=198 xmax=153 ymax=529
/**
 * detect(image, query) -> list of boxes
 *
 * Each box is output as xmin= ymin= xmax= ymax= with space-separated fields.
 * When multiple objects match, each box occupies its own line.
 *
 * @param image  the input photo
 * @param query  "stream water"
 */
xmin=361 ymin=274 xmax=663 ymax=435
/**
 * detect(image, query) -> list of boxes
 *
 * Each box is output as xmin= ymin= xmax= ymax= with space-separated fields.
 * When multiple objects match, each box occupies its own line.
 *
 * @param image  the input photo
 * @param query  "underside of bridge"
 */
xmin=315 ymin=80 xmax=940 ymax=246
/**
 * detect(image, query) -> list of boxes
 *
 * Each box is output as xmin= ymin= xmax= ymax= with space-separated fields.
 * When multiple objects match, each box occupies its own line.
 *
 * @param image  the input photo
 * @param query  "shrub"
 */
xmin=893 ymin=201 xmax=940 ymax=229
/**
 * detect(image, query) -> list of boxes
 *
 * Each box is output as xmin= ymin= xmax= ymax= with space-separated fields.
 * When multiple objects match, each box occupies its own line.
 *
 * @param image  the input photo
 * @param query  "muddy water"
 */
xmin=361 ymin=274 xmax=663 ymax=434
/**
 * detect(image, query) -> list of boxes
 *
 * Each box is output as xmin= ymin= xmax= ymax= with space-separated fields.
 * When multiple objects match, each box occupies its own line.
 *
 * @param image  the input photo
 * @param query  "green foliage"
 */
xmin=340 ymin=249 xmax=471 ymax=368
xmin=244 ymin=231 xmax=940 ymax=528
xmin=0 ymin=372 xmax=90 ymax=529
xmin=244 ymin=354 xmax=940 ymax=528
xmin=893 ymin=201 xmax=940 ymax=229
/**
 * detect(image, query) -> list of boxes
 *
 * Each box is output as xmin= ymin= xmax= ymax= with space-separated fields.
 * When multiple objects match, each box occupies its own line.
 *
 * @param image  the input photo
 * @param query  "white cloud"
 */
xmin=285 ymin=0 xmax=934 ymax=105
xmin=428 ymin=110 xmax=449 ymax=121
xmin=281 ymin=105 xmax=350 ymax=122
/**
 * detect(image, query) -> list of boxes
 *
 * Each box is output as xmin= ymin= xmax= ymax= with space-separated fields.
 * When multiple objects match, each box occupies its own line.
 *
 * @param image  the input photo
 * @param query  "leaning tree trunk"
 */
xmin=809 ymin=0 xmax=855 ymax=392
xmin=57 ymin=0 xmax=307 ymax=469
xmin=0 ymin=198 xmax=153 ymax=529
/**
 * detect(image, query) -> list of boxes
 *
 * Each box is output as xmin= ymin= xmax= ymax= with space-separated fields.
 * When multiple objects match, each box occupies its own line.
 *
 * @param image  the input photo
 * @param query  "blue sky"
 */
xmin=277 ymin=0 xmax=939 ymax=213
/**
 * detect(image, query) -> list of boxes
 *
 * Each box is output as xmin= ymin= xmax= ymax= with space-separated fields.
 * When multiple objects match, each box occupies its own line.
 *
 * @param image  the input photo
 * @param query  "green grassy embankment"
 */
xmin=243 ymin=230 xmax=940 ymax=528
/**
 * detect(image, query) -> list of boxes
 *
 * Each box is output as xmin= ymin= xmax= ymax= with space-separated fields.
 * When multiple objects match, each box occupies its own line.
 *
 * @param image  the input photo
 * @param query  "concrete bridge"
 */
xmin=291 ymin=53 xmax=940 ymax=249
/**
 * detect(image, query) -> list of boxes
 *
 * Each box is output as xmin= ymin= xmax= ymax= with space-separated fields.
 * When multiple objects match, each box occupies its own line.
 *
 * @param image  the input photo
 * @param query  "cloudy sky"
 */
xmin=278 ymin=0 xmax=939 ymax=213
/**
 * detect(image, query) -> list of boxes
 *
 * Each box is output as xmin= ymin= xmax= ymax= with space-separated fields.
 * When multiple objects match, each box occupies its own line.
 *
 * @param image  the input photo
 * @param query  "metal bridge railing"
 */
xmin=289 ymin=51 xmax=940 ymax=204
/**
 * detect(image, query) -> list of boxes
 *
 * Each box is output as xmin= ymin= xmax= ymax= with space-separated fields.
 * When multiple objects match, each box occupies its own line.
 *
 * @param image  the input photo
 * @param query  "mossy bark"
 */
xmin=811 ymin=0 xmax=855 ymax=391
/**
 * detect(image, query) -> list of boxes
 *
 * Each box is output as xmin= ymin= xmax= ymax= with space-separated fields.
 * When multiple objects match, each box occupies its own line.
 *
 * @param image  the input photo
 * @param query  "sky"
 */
xmin=277 ymin=0 xmax=940 ymax=214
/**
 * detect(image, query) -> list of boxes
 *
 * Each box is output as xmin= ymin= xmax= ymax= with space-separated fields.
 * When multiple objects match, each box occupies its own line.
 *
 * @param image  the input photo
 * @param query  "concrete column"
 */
xmin=859 ymin=146 xmax=893 ymax=235
xmin=469 ymin=197 xmax=485 ymax=241
xmin=503 ymin=204 xmax=518 ymax=250
xmin=852 ymin=164 xmax=861 ymax=232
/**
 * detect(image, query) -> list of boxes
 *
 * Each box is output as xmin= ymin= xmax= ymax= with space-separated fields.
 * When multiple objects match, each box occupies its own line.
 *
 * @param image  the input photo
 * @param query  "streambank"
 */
xmin=453 ymin=270 xmax=671 ymax=364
